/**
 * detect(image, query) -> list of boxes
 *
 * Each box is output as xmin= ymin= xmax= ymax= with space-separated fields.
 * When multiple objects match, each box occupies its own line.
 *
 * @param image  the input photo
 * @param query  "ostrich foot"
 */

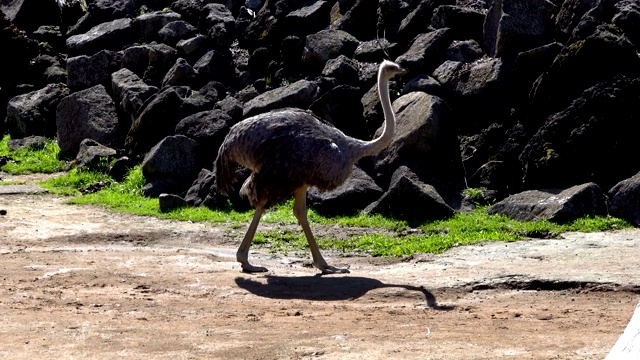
xmin=241 ymin=263 xmax=268 ymax=273
xmin=319 ymin=264 xmax=350 ymax=275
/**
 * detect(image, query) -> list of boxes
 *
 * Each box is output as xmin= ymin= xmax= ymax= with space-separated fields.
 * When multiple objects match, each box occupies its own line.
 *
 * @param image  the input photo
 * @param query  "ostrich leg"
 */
xmin=237 ymin=206 xmax=268 ymax=272
xmin=293 ymin=188 xmax=350 ymax=275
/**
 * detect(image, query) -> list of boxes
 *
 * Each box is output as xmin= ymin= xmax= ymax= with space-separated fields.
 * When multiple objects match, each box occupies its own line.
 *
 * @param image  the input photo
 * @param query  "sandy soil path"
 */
xmin=0 ymin=184 xmax=638 ymax=359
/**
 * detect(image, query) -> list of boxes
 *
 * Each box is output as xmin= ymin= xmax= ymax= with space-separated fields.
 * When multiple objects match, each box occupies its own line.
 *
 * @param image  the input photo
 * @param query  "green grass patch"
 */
xmin=60 ymin=165 xmax=255 ymax=223
xmin=46 ymin=172 xmax=635 ymax=257
xmin=562 ymin=215 xmax=630 ymax=232
xmin=253 ymin=230 xmax=308 ymax=255
xmin=40 ymin=168 xmax=111 ymax=195
xmin=48 ymin=169 xmax=633 ymax=257
xmin=251 ymin=210 xmax=630 ymax=257
xmin=22 ymin=152 xmax=632 ymax=258
xmin=0 ymin=135 xmax=66 ymax=174
xmin=309 ymin=210 xmax=407 ymax=231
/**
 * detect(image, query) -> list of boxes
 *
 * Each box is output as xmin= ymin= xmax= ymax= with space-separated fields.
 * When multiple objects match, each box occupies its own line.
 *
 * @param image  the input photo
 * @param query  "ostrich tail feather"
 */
xmin=214 ymin=143 xmax=237 ymax=196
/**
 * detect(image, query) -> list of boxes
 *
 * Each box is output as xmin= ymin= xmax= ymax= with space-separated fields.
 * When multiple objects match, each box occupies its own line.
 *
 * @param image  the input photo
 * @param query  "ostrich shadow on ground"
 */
xmin=235 ymin=275 xmax=455 ymax=310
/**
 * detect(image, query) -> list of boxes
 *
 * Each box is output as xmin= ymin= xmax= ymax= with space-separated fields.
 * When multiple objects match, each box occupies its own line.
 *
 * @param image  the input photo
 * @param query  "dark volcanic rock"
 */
xmin=308 ymin=166 xmax=383 ymax=216
xmin=365 ymin=166 xmax=455 ymax=224
xmin=522 ymin=76 xmax=640 ymax=190
xmin=487 ymin=182 xmax=607 ymax=223
xmin=608 ymin=172 xmax=640 ymax=226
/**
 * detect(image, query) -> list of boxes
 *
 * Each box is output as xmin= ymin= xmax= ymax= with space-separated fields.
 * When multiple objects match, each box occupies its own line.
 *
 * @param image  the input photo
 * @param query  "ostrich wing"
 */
xmin=252 ymin=117 xmax=352 ymax=205
xmin=217 ymin=109 xmax=358 ymax=207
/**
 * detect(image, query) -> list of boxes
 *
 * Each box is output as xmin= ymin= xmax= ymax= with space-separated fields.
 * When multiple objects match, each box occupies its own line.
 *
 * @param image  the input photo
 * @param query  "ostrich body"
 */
xmin=215 ymin=60 xmax=404 ymax=274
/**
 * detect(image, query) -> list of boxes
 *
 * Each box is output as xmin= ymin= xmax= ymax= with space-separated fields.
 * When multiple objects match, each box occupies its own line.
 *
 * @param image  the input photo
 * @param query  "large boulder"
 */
xmin=33 ymin=53 xmax=67 ymax=86
xmin=375 ymin=0 xmax=417 ymax=43
xmin=331 ymin=0 xmax=378 ymax=41
xmin=74 ymin=139 xmax=118 ymax=170
xmin=158 ymin=20 xmax=198 ymax=47
xmin=198 ymin=3 xmax=235 ymax=48
xmin=134 ymin=10 xmax=182 ymax=43
xmin=364 ymin=166 xmax=455 ymax=224
xmin=67 ymin=0 xmax=141 ymax=36
xmin=119 ymin=43 xmax=179 ymax=87
xmin=66 ymin=18 xmax=138 ymax=56
xmin=460 ymin=122 xmax=529 ymax=196
xmin=555 ymin=0 xmax=598 ymax=42
xmin=431 ymin=5 xmax=485 ymax=44
xmin=239 ymin=0 xmax=310 ymax=50
xmin=283 ymin=0 xmax=332 ymax=38
xmin=0 ymin=11 xmax=38 ymax=104
xmin=192 ymin=49 xmax=235 ymax=84
xmin=612 ymin=0 xmax=640 ymax=47
xmin=445 ymin=39 xmax=484 ymax=63
xmin=170 ymin=0 xmax=219 ymax=26
xmin=176 ymin=34 xmax=211 ymax=64
xmin=397 ymin=0 xmax=455 ymax=43
xmin=394 ymin=28 xmax=453 ymax=73
xmin=141 ymin=135 xmax=200 ymax=197
xmin=483 ymin=0 xmax=558 ymax=58
xmin=307 ymin=166 xmax=384 ymax=216
xmin=522 ymin=76 xmax=640 ymax=190
xmin=120 ymin=43 xmax=178 ymax=81
xmin=186 ymin=166 xmax=251 ymax=211
xmin=161 ymin=58 xmax=199 ymax=88
xmin=125 ymin=86 xmax=190 ymax=159
xmin=6 ymin=83 xmax=70 ymax=139
xmin=185 ymin=168 xmax=227 ymax=208
xmin=174 ymin=109 xmax=232 ymax=167
xmin=354 ymin=38 xmax=399 ymax=63
xmin=56 ymin=85 xmax=124 ymax=158
xmin=569 ymin=0 xmax=637 ymax=43
xmin=179 ymin=88 xmax=219 ymax=117
xmin=67 ymin=50 xmax=122 ymax=91
xmin=243 ymin=80 xmax=319 ymax=117
xmin=508 ymin=42 xmax=563 ymax=110
xmin=530 ymin=26 xmax=640 ymax=117
xmin=402 ymin=75 xmax=443 ymax=97
xmin=487 ymin=182 xmax=607 ymax=223
xmin=309 ymin=85 xmax=366 ymax=139
xmin=111 ymin=68 xmax=159 ymax=118
xmin=0 ymin=0 xmax=61 ymax=32
xmin=137 ymin=43 xmax=180 ymax=87
xmin=7 ymin=135 xmax=47 ymax=151
xmin=608 ymin=172 xmax=640 ymax=226
xmin=372 ymin=91 xmax=463 ymax=191
xmin=433 ymin=57 xmax=507 ymax=134
xmin=302 ymin=29 xmax=359 ymax=73
xmin=215 ymin=95 xmax=244 ymax=124
xmin=321 ymin=55 xmax=360 ymax=86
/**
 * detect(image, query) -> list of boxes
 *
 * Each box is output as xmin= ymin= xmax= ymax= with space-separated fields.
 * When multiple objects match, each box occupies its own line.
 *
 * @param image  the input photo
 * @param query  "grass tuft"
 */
xmin=2 ymin=134 xmax=632 ymax=258
xmin=0 ymin=134 xmax=66 ymax=174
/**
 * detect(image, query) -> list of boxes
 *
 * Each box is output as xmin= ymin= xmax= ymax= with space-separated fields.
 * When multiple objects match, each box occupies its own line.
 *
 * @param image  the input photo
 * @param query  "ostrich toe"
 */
xmin=241 ymin=263 xmax=269 ymax=273
xmin=319 ymin=264 xmax=350 ymax=275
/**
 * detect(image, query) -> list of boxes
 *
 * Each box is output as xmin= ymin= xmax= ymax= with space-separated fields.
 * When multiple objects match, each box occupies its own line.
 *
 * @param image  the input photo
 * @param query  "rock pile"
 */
xmin=1 ymin=0 xmax=639 ymax=225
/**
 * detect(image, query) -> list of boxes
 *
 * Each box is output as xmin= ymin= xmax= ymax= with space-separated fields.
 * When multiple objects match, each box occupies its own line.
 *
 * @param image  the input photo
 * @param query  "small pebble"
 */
xmin=0 ymin=209 xmax=7 ymax=216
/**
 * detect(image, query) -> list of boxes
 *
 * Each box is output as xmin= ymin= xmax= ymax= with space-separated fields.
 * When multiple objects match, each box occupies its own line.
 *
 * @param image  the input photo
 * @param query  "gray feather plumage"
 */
xmin=215 ymin=108 xmax=367 ymax=208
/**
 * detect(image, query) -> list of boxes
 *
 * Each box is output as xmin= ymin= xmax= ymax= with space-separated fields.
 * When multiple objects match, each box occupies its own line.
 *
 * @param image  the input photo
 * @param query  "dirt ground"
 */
xmin=1 ymin=174 xmax=639 ymax=359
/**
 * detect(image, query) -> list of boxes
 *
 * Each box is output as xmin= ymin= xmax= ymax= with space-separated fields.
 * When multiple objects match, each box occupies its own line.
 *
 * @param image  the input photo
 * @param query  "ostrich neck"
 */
xmin=358 ymin=72 xmax=395 ymax=159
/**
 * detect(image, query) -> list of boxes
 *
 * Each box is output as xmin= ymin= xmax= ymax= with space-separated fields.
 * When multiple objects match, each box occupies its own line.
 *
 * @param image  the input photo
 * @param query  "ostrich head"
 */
xmin=379 ymin=60 xmax=406 ymax=79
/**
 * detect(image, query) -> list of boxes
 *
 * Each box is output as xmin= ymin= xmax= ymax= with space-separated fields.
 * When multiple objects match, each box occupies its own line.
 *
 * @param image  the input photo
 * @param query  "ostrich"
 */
xmin=215 ymin=60 xmax=405 ymax=274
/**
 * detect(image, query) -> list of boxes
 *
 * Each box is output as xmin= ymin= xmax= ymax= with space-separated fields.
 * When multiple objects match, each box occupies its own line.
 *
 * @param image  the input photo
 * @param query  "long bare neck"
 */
xmin=357 ymin=69 xmax=396 ymax=158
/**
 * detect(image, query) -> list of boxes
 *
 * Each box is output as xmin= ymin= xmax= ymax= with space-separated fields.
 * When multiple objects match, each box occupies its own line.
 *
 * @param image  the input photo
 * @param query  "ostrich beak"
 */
xmin=396 ymin=67 xmax=408 ymax=77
